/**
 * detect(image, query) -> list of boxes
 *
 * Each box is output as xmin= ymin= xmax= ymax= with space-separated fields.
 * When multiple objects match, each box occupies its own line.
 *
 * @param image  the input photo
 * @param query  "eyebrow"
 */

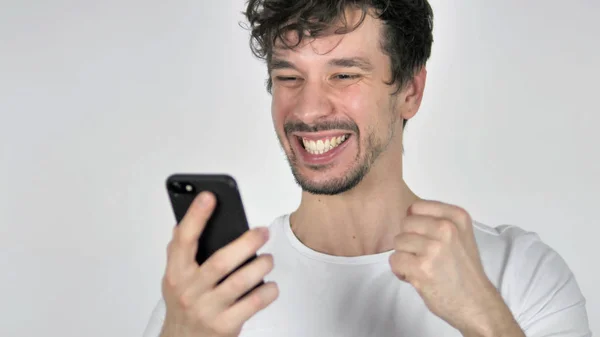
xmin=269 ymin=57 xmax=374 ymax=72
xmin=328 ymin=57 xmax=374 ymax=71
xmin=269 ymin=58 xmax=297 ymax=71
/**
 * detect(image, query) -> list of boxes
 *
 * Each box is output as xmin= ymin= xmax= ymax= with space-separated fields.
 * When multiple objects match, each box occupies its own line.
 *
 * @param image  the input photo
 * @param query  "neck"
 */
xmin=289 ymin=156 xmax=420 ymax=257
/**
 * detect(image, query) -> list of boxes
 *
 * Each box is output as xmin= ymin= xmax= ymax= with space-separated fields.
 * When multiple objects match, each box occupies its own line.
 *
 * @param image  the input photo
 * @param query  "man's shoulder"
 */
xmin=472 ymin=220 xmax=582 ymax=304
xmin=472 ymin=219 xmax=556 ymax=267
xmin=472 ymin=220 xmax=589 ymax=331
xmin=472 ymin=219 xmax=531 ymax=240
xmin=471 ymin=220 xmax=559 ymax=261
xmin=470 ymin=219 xmax=576 ymax=292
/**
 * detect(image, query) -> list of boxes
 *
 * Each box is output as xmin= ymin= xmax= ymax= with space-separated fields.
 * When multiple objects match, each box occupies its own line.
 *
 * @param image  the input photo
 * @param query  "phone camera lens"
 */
xmin=169 ymin=181 xmax=195 ymax=194
xmin=170 ymin=181 xmax=181 ymax=192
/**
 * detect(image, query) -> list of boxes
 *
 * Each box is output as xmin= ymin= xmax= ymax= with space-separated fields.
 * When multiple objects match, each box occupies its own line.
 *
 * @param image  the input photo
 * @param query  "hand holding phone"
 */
xmin=159 ymin=175 xmax=279 ymax=337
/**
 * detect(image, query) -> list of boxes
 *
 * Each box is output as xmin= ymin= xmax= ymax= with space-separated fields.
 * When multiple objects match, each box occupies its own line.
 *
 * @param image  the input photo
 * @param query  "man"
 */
xmin=143 ymin=1 xmax=591 ymax=336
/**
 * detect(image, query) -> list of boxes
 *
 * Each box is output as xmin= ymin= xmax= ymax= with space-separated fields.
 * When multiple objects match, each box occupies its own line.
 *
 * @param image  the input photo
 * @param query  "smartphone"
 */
xmin=166 ymin=174 xmax=264 ymax=292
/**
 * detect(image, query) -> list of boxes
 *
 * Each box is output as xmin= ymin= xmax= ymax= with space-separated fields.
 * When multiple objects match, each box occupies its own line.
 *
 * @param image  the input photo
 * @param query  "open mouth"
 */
xmin=298 ymin=134 xmax=351 ymax=155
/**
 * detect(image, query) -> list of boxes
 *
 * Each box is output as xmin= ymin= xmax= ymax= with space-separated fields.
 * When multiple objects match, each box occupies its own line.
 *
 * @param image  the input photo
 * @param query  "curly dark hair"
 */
xmin=243 ymin=0 xmax=434 ymax=126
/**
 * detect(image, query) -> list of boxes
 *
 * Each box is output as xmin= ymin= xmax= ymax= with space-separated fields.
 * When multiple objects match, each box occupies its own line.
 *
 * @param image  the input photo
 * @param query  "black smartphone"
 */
xmin=166 ymin=174 xmax=264 ymax=292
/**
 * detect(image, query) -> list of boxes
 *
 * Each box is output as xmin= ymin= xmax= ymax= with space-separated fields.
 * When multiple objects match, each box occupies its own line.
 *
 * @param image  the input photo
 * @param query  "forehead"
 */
xmin=271 ymin=10 xmax=385 ymax=63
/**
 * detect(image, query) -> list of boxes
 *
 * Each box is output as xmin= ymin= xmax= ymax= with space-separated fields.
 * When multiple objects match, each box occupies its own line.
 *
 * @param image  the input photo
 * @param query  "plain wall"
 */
xmin=0 ymin=0 xmax=598 ymax=336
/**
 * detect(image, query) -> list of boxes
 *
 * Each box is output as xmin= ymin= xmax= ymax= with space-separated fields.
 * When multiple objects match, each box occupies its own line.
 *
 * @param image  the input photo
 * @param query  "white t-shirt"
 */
xmin=143 ymin=214 xmax=591 ymax=337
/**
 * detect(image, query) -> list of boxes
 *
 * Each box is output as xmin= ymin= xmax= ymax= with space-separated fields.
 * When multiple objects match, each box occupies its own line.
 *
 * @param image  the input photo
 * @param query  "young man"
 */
xmin=144 ymin=1 xmax=591 ymax=336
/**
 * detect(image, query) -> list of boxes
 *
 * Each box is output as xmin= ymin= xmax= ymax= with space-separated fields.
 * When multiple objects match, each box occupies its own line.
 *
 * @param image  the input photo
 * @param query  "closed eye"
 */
xmin=333 ymin=74 xmax=361 ymax=80
xmin=275 ymin=76 xmax=300 ymax=82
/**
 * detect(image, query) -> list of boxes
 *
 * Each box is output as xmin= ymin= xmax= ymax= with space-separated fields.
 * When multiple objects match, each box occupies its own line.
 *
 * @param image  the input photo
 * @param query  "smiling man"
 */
xmin=143 ymin=1 xmax=591 ymax=337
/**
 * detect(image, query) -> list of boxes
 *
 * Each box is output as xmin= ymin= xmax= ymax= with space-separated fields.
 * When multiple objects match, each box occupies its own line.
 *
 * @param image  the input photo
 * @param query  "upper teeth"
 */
xmin=302 ymin=135 xmax=348 ymax=155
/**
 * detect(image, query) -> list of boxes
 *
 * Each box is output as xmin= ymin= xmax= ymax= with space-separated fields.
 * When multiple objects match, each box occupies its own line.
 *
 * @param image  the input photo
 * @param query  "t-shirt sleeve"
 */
xmin=142 ymin=298 xmax=166 ymax=337
xmin=503 ymin=229 xmax=591 ymax=337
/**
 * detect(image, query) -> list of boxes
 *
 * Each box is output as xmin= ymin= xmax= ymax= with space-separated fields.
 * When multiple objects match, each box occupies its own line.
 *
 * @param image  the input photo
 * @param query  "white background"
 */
xmin=0 ymin=0 xmax=598 ymax=336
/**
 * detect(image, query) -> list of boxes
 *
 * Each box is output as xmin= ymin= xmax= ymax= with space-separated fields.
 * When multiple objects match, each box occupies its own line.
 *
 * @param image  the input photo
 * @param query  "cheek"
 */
xmin=270 ymin=97 xmax=279 ymax=122
xmin=271 ymin=91 xmax=292 ymax=133
xmin=337 ymin=84 xmax=372 ymax=123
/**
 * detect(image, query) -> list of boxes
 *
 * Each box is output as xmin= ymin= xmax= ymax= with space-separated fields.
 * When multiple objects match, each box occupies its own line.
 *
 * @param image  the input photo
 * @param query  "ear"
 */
xmin=400 ymin=67 xmax=427 ymax=120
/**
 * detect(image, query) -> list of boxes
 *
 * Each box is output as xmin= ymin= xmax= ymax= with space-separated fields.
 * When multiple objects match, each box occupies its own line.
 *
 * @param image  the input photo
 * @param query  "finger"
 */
xmin=400 ymin=214 xmax=450 ymax=241
xmin=169 ymin=192 xmax=216 ymax=268
xmin=219 ymin=281 xmax=279 ymax=325
xmin=195 ymin=226 xmax=270 ymax=290
xmin=177 ymin=192 xmax=216 ymax=246
xmin=389 ymin=251 xmax=421 ymax=284
xmin=206 ymin=253 xmax=274 ymax=310
xmin=407 ymin=200 xmax=472 ymax=231
xmin=394 ymin=233 xmax=439 ymax=256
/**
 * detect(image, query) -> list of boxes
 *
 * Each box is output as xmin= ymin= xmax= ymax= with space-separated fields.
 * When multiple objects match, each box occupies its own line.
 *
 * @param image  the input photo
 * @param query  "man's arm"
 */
xmin=459 ymin=288 xmax=526 ymax=337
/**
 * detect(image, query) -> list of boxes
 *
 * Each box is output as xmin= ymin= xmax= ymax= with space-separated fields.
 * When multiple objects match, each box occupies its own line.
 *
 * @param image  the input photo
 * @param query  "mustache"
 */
xmin=284 ymin=120 xmax=359 ymax=136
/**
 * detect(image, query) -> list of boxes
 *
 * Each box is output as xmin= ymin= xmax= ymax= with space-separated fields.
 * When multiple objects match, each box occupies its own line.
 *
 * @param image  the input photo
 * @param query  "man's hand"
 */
xmin=160 ymin=192 xmax=279 ymax=337
xmin=389 ymin=200 xmax=525 ymax=337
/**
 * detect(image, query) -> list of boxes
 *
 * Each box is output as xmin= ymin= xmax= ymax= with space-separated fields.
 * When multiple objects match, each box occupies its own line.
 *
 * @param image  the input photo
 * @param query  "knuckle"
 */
xmin=238 ymin=231 xmax=259 ymax=252
xmin=195 ymin=207 xmax=212 ymax=224
xmin=163 ymin=272 xmax=179 ymax=289
xmin=426 ymin=241 xmax=443 ymax=255
xmin=419 ymin=259 xmax=435 ymax=279
xmin=438 ymin=219 xmax=457 ymax=238
xmin=175 ymin=231 xmax=193 ymax=245
xmin=229 ymin=275 xmax=249 ymax=292
xmin=454 ymin=206 xmax=471 ymax=222
xmin=208 ymin=253 xmax=230 ymax=275
xmin=177 ymin=292 xmax=192 ymax=310
xmin=166 ymin=240 xmax=177 ymax=256
xmin=456 ymin=206 xmax=467 ymax=215
xmin=250 ymin=292 xmax=266 ymax=309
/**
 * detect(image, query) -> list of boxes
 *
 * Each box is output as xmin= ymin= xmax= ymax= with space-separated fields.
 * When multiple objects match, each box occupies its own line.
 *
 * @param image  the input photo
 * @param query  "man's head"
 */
xmin=244 ymin=0 xmax=434 ymax=195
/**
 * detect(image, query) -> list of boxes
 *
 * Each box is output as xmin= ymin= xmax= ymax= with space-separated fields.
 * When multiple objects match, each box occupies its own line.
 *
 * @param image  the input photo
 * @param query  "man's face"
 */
xmin=270 ymin=11 xmax=407 ymax=195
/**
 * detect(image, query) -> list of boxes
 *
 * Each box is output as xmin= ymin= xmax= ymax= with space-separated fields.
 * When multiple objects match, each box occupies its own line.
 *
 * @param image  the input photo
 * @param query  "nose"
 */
xmin=292 ymin=79 xmax=334 ymax=123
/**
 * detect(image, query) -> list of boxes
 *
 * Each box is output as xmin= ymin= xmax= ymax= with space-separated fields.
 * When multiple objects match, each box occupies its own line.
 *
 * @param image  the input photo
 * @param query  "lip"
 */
xmin=292 ymin=133 xmax=354 ymax=166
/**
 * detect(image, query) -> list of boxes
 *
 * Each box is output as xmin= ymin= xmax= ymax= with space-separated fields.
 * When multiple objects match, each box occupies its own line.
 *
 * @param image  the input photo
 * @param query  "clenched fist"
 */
xmin=389 ymin=200 xmax=524 ymax=337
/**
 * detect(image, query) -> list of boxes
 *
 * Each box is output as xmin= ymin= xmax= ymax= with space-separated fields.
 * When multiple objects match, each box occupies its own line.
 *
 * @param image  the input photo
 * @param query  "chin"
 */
xmin=289 ymin=161 xmax=371 ymax=196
